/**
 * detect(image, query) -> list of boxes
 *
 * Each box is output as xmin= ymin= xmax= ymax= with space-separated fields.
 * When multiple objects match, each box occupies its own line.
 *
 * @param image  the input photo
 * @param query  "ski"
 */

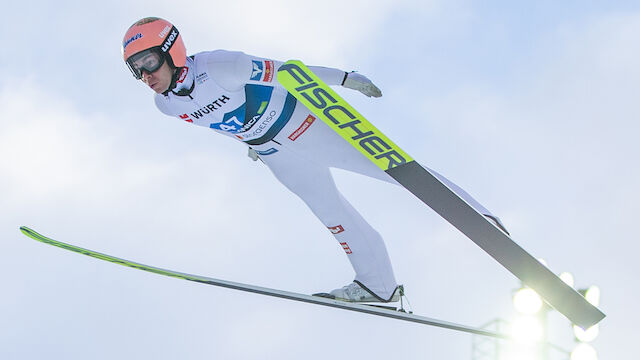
xmin=20 ymin=226 xmax=507 ymax=339
xmin=277 ymin=61 xmax=605 ymax=329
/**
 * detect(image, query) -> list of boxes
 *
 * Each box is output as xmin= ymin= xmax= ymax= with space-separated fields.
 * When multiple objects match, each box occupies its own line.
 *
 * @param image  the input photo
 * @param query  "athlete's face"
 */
xmin=141 ymin=61 xmax=173 ymax=94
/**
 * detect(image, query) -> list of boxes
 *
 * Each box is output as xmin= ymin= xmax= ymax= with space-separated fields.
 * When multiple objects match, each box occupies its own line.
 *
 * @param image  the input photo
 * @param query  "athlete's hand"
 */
xmin=342 ymin=72 xmax=382 ymax=98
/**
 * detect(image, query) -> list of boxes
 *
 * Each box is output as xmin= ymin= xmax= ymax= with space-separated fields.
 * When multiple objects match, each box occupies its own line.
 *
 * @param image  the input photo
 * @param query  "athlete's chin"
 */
xmin=149 ymin=82 xmax=169 ymax=94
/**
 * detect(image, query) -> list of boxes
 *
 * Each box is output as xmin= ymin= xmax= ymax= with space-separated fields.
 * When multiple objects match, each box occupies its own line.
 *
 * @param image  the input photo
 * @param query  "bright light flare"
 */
xmin=560 ymin=272 xmax=575 ymax=287
xmin=571 ymin=343 xmax=598 ymax=360
xmin=500 ymin=348 xmax=538 ymax=360
xmin=513 ymin=288 xmax=543 ymax=315
xmin=510 ymin=316 xmax=543 ymax=343
xmin=585 ymin=286 xmax=600 ymax=306
xmin=573 ymin=324 xmax=599 ymax=342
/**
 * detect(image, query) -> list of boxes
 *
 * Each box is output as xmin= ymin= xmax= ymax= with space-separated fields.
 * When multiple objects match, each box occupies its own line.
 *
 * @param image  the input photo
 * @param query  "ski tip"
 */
xmin=19 ymin=226 xmax=37 ymax=239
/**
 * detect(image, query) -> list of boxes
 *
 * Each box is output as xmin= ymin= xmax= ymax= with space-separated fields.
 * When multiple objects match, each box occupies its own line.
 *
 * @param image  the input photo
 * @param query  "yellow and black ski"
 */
xmin=277 ymin=60 xmax=605 ymax=329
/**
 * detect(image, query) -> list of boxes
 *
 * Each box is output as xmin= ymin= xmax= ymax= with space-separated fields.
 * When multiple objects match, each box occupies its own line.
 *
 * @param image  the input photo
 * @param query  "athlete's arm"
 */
xmin=235 ymin=53 xmax=346 ymax=86
xmin=206 ymin=50 xmax=380 ymax=97
xmin=229 ymin=52 xmax=347 ymax=87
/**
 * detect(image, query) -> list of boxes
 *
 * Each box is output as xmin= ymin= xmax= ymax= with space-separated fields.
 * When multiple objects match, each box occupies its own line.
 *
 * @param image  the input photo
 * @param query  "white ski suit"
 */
xmin=153 ymin=50 xmax=505 ymax=300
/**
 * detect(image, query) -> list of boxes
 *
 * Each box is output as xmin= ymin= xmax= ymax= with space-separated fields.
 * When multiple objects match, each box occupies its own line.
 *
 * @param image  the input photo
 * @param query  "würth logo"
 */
xmin=190 ymin=95 xmax=231 ymax=119
xmin=288 ymin=114 xmax=316 ymax=141
xmin=328 ymin=225 xmax=344 ymax=234
xmin=340 ymin=242 xmax=352 ymax=254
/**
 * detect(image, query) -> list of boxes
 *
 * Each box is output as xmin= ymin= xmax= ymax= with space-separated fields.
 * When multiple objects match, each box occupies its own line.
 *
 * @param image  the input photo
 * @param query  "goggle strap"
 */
xmin=159 ymin=26 xmax=180 ymax=56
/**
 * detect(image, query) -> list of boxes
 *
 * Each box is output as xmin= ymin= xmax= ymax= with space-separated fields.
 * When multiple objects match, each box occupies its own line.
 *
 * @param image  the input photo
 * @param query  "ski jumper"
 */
xmin=153 ymin=50 xmax=505 ymax=300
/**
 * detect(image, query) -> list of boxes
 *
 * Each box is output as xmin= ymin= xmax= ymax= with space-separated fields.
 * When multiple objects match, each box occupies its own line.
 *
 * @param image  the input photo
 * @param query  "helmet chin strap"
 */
xmin=162 ymin=66 xmax=195 ymax=97
xmin=162 ymin=66 xmax=182 ymax=95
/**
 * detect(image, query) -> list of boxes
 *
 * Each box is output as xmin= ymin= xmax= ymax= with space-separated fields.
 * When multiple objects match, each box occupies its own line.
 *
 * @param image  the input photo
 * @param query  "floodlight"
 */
xmin=513 ymin=287 xmax=543 ymax=315
xmin=559 ymin=272 xmax=575 ymax=287
xmin=585 ymin=286 xmax=600 ymax=306
xmin=573 ymin=324 xmax=599 ymax=342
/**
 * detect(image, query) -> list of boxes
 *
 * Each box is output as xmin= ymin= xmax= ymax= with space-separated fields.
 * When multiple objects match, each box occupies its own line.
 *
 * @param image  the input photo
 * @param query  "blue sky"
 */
xmin=2 ymin=1 xmax=639 ymax=359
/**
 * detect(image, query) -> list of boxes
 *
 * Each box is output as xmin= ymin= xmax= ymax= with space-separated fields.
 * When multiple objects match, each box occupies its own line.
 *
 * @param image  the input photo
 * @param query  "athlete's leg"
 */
xmin=275 ymin=110 xmax=508 ymax=232
xmin=254 ymin=141 xmax=398 ymax=299
xmin=273 ymin=107 xmax=398 ymax=184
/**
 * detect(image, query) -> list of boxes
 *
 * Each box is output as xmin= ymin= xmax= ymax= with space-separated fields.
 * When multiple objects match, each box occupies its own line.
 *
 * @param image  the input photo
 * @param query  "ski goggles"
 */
xmin=126 ymin=48 xmax=166 ymax=79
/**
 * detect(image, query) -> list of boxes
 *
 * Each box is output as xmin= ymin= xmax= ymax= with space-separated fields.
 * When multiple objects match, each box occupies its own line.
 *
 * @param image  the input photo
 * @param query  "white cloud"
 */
xmin=0 ymin=78 xmax=118 ymax=202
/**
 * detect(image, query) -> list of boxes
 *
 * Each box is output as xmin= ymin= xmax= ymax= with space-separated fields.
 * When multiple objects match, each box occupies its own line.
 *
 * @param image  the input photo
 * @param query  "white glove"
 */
xmin=247 ymin=147 xmax=259 ymax=161
xmin=342 ymin=72 xmax=382 ymax=98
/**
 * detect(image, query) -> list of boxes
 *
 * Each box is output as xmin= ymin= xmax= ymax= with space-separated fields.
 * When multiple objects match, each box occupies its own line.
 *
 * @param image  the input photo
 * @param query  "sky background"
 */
xmin=1 ymin=1 xmax=639 ymax=359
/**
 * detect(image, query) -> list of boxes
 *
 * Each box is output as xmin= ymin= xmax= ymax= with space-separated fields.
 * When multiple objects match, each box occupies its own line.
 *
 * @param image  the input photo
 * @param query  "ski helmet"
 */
xmin=122 ymin=17 xmax=186 ymax=79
